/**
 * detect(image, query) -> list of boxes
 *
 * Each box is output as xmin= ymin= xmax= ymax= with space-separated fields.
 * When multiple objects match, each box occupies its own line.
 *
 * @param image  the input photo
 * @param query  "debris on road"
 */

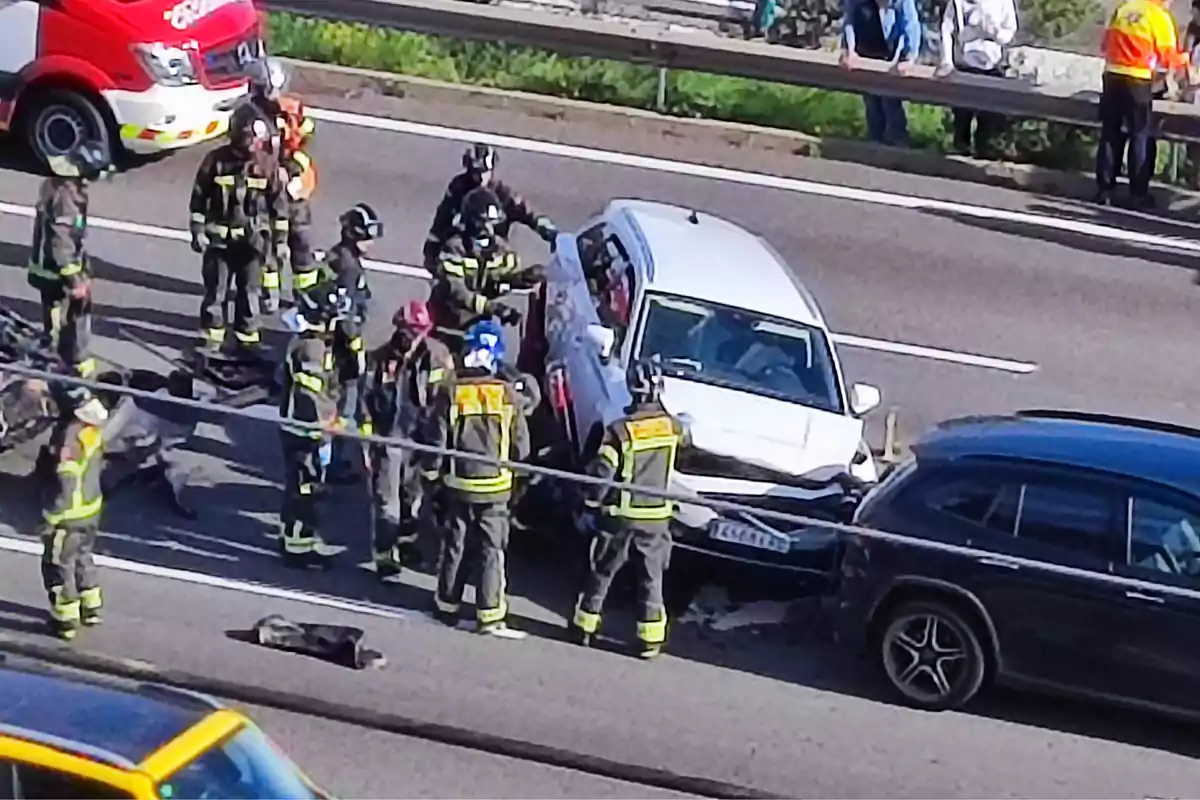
xmin=676 ymin=585 xmax=798 ymax=631
xmin=240 ymin=615 xmax=388 ymax=670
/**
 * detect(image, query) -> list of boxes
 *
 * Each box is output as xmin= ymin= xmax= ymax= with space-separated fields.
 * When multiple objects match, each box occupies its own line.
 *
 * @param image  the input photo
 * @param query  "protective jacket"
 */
xmin=360 ymin=337 xmax=454 ymax=440
xmin=1103 ymin=0 xmax=1186 ymax=80
xmin=423 ymin=174 xmax=544 ymax=267
xmin=44 ymin=419 xmax=104 ymax=527
xmin=279 ymin=336 xmax=337 ymax=439
xmin=188 ymin=144 xmax=289 ymax=255
xmin=421 ymin=367 xmax=530 ymax=504
xmin=584 ymin=401 xmax=687 ymax=522
xmin=28 ymin=179 xmax=89 ymax=291
xmin=323 ymin=243 xmax=372 ymax=385
xmin=428 ymin=236 xmax=539 ymax=336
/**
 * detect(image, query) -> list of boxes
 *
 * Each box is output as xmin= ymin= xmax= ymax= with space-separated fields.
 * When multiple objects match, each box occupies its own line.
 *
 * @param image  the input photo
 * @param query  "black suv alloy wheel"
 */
xmin=878 ymin=601 xmax=988 ymax=711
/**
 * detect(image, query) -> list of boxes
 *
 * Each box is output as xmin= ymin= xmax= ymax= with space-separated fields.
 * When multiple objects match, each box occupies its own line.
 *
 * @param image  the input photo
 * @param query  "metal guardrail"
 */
xmin=2 ymin=359 xmax=869 ymax=537
xmin=263 ymin=0 xmax=1200 ymax=142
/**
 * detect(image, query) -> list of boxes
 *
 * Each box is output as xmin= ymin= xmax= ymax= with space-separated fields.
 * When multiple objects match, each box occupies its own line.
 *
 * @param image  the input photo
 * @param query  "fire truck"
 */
xmin=0 ymin=0 xmax=261 ymax=167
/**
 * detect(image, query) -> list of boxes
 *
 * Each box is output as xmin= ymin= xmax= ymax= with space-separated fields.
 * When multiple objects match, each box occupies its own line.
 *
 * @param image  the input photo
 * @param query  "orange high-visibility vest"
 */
xmin=277 ymin=95 xmax=315 ymax=156
xmin=1103 ymin=0 xmax=1187 ymax=80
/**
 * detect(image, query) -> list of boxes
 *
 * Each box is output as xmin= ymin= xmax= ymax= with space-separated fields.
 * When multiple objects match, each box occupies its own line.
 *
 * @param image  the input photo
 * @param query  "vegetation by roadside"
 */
xmin=266 ymin=12 xmax=1112 ymax=176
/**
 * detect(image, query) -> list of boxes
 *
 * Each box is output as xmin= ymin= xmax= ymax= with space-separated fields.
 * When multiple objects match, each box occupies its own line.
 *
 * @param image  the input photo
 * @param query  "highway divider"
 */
xmin=259 ymin=0 xmax=1200 ymax=144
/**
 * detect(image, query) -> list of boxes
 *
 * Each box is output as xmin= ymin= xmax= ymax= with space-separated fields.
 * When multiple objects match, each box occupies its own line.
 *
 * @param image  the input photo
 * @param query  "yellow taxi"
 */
xmin=0 ymin=661 xmax=329 ymax=799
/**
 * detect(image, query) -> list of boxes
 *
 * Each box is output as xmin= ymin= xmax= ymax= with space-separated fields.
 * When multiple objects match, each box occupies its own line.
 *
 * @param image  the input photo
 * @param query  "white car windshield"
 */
xmin=635 ymin=293 xmax=845 ymax=414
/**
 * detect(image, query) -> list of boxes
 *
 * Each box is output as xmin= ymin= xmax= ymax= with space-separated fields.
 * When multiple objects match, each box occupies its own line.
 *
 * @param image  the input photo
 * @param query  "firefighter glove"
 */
xmin=494 ymin=303 xmax=522 ymax=326
xmin=536 ymin=217 xmax=558 ymax=243
xmin=189 ymin=225 xmax=208 ymax=254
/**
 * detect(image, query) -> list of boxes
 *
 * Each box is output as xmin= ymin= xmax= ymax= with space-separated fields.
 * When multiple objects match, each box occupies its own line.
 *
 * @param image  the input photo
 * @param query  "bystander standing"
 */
xmin=935 ymin=0 xmax=1019 ymax=157
xmin=1095 ymin=0 xmax=1187 ymax=208
xmin=840 ymin=0 xmax=923 ymax=146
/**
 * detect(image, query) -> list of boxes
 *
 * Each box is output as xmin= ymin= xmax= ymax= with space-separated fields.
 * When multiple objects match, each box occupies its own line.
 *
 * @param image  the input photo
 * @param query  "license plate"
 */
xmin=709 ymin=520 xmax=791 ymax=554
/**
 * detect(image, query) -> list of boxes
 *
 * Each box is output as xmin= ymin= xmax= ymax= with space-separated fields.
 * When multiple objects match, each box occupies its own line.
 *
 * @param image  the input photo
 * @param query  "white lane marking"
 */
xmin=830 ymin=333 xmax=1038 ymax=373
xmin=0 ymin=201 xmax=1039 ymax=374
xmin=306 ymin=107 xmax=1200 ymax=257
xmin=0 ymin=534 xmax=415 ymax=622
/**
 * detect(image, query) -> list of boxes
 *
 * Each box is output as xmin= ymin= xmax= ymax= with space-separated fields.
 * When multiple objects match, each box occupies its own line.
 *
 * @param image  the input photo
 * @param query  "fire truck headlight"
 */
xmin=132 ymin=42 xmax=198 ymax=87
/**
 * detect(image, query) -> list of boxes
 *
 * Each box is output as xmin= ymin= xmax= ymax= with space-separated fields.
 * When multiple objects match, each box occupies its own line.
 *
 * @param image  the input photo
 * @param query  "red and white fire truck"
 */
xmin=0 ymin=0 xmax=261 ymax=166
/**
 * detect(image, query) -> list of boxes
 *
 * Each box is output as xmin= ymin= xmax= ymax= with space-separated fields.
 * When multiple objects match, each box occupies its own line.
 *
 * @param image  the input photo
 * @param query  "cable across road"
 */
xmin=0 ymin=357 xmax=869 ymax=534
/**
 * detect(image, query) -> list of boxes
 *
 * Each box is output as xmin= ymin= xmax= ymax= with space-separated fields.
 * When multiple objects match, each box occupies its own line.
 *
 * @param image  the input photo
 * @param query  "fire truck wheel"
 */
xmin=22 ymin=87 xmax=113 ymax=171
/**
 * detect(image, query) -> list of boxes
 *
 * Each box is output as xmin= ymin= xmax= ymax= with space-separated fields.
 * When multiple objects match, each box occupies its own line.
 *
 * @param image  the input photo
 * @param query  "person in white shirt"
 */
xmin=935 ymin=0 xmax=1019 ymax=157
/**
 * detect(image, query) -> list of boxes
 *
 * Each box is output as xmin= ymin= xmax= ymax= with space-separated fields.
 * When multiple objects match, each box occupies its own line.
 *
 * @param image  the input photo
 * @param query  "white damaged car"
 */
xmin=524 ymin=199 xmax=882 ymax=577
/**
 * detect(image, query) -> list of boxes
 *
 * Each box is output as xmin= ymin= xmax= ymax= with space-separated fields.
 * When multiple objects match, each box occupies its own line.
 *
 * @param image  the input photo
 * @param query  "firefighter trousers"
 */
xmin=370 ymin=445 xmax=422 ymax=560
xmin=263 ymin=202 xmax=314 ymax=309
xmin=200 ymin=244 xmax=263 ymax=347
xmin=39 ymin=286 xmax=93 ymax=376
xmin=41 ymin=521 xmax=102 ymax=625
xmin=436 ymin=499 xmax=510 ymax=626
xmin=576 ymin=519 xmax=671 ymax=645
xmin=280 ymin=431 xmax=326 ymax=555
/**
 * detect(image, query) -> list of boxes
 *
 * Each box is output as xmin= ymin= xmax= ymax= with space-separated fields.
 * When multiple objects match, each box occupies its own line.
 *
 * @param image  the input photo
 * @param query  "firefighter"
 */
xmin=232 ymin=57 xmax=319 ymax=312
xmin=27 ymin=141 xmax=113 ymax=380
xmin=420 ymin=318 xmax=530 ymax=637
xmin=319 ymin=205 xmax=381 ymax=481
xmin=360 ymin=301 xmax=454 ymax=581
xmin=189 ymin=113 xmax=289 ymax=353
xmin=41 ymin=387 xmax=108 ymax=640
xmin=428 ymin=187 xmax=531 ymax=351
xmin=569 ymin=359 xmax=688 ymax=659
xmin=277 ymin=284 xmax=350 ymax=568
xmin=421 ymin=143 xmax=557 ymax=273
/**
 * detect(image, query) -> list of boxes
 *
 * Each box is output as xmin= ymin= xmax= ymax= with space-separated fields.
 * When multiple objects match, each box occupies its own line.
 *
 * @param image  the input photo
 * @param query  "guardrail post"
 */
xmin=656 ymin=66 xmax=669 ymax=112
xmin=882 ymin=407 xmax=900 ymax=463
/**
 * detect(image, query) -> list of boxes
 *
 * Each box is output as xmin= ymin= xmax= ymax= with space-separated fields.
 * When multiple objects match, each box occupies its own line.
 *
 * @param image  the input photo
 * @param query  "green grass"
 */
xmin=266 ymin=12 xmax=950 ymax=149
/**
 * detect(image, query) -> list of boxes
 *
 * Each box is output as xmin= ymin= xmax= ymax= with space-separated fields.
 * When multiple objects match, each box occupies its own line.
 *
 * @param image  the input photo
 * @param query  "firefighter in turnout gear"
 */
xmin=421 ymin=319 xmax=530 ymax=637
xmin=27 ymin=141 xmax=113 ymax=379
xmin=232 ymin=57 xmax=319 ymax=312
xmin=321 ymin=205 xmax=380 ymax=481
xmin=428 ymin=187 xmax=538 ymax=350
xmin=41 ymin=387 xmax=108 ymax=640
xmin=421 ymin=143 xmax=557 ymax=273
xmin=570 ymin=359 xmax=688 ymax=659
xmin=189 ymin=113 xmax=289 ymax=352
xmin=277 ymin=285 xmax=351 ymax=568
xmin=360 ymin=301 xmax=454 ymax=581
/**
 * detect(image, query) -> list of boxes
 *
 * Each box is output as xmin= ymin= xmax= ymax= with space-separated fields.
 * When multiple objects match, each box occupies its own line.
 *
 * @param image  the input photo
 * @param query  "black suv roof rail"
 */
xmin=1016 ymin=408 xmax=1200 ymax=440
xmin=934 ymin=414 xmax=1018 ymax=429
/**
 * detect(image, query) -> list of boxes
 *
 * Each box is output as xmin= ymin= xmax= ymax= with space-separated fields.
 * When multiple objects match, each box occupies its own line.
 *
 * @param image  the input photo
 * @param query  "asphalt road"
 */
xmin=1 ymin=91 xmax=1200 ymax=797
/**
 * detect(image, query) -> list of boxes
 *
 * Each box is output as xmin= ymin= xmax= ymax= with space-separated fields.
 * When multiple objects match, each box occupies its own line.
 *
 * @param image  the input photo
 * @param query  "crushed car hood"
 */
xmin=660 ymin=377 xmax=863 ymax=477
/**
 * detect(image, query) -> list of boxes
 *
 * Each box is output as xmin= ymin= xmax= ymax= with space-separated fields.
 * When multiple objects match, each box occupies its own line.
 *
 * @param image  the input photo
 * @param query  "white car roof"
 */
xmin=606 ymin=199 xmax=826 ymax=329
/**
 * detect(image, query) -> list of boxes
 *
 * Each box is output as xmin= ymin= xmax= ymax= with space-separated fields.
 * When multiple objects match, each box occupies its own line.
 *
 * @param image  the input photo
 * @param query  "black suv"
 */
xmin=831 ymin=410 xmax=1200 ymax=717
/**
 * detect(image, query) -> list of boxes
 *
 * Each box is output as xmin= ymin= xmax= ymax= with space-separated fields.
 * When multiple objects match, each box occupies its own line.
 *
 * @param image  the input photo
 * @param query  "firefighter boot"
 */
xmin=80 ymin=586 xmax=103 ymax=627
xmin=48 ymin=590 xmax=81 ymax=641
xmin=570 ymin=603 xmax=600 ymax=648
xmin=373 ymin=547 xmax=405 ymax=584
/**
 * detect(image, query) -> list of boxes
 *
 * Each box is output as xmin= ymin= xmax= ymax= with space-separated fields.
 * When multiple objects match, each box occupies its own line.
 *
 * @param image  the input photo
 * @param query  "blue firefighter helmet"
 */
xmin=462 ymin=319 xmax=505 ymax=373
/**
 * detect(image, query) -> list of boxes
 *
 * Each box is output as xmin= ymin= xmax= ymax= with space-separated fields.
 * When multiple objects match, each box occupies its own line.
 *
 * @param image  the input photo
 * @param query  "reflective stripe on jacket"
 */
xmin=44 ymin=422 xmax=103 ymax=526
xmin=586 ymin=405 xmax=683 ymax=522
xmin=1104 ymin=0 xmax=1185 ymax=79
xmin=280 ymin=336 xmax=336 ymax=439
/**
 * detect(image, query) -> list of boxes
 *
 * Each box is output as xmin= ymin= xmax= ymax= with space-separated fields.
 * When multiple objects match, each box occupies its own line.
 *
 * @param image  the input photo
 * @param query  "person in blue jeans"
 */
xmin=840 ymin=0 xmax=923 ymax=145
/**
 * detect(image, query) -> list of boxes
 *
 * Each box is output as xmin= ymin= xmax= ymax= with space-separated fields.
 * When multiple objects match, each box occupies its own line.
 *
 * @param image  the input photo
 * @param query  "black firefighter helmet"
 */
xmin=46 ymin=141 xmax=113 ymax=181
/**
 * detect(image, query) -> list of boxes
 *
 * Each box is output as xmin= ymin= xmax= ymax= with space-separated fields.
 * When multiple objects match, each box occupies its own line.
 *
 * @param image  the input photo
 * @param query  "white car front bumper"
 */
xmin=103 ymin=83 xmax=247 ymax=154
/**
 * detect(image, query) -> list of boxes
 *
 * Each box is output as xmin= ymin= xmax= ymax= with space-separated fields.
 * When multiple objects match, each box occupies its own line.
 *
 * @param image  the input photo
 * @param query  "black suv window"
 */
xmin=1128 ymin=496 xmax=1200 ymax=582
xmin=924 ymin=479 xmax=1019 ymax=534
xmin=1015 ymin=481 xmax=1118 ymax=561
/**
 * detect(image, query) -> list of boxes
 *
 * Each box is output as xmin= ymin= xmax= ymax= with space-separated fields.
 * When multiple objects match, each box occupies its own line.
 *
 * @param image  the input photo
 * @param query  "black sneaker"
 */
xmin=81 ymin=608 xmax=103 ymax=627
xmin=1094 ymin=190 xmax=1114 ymax=207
